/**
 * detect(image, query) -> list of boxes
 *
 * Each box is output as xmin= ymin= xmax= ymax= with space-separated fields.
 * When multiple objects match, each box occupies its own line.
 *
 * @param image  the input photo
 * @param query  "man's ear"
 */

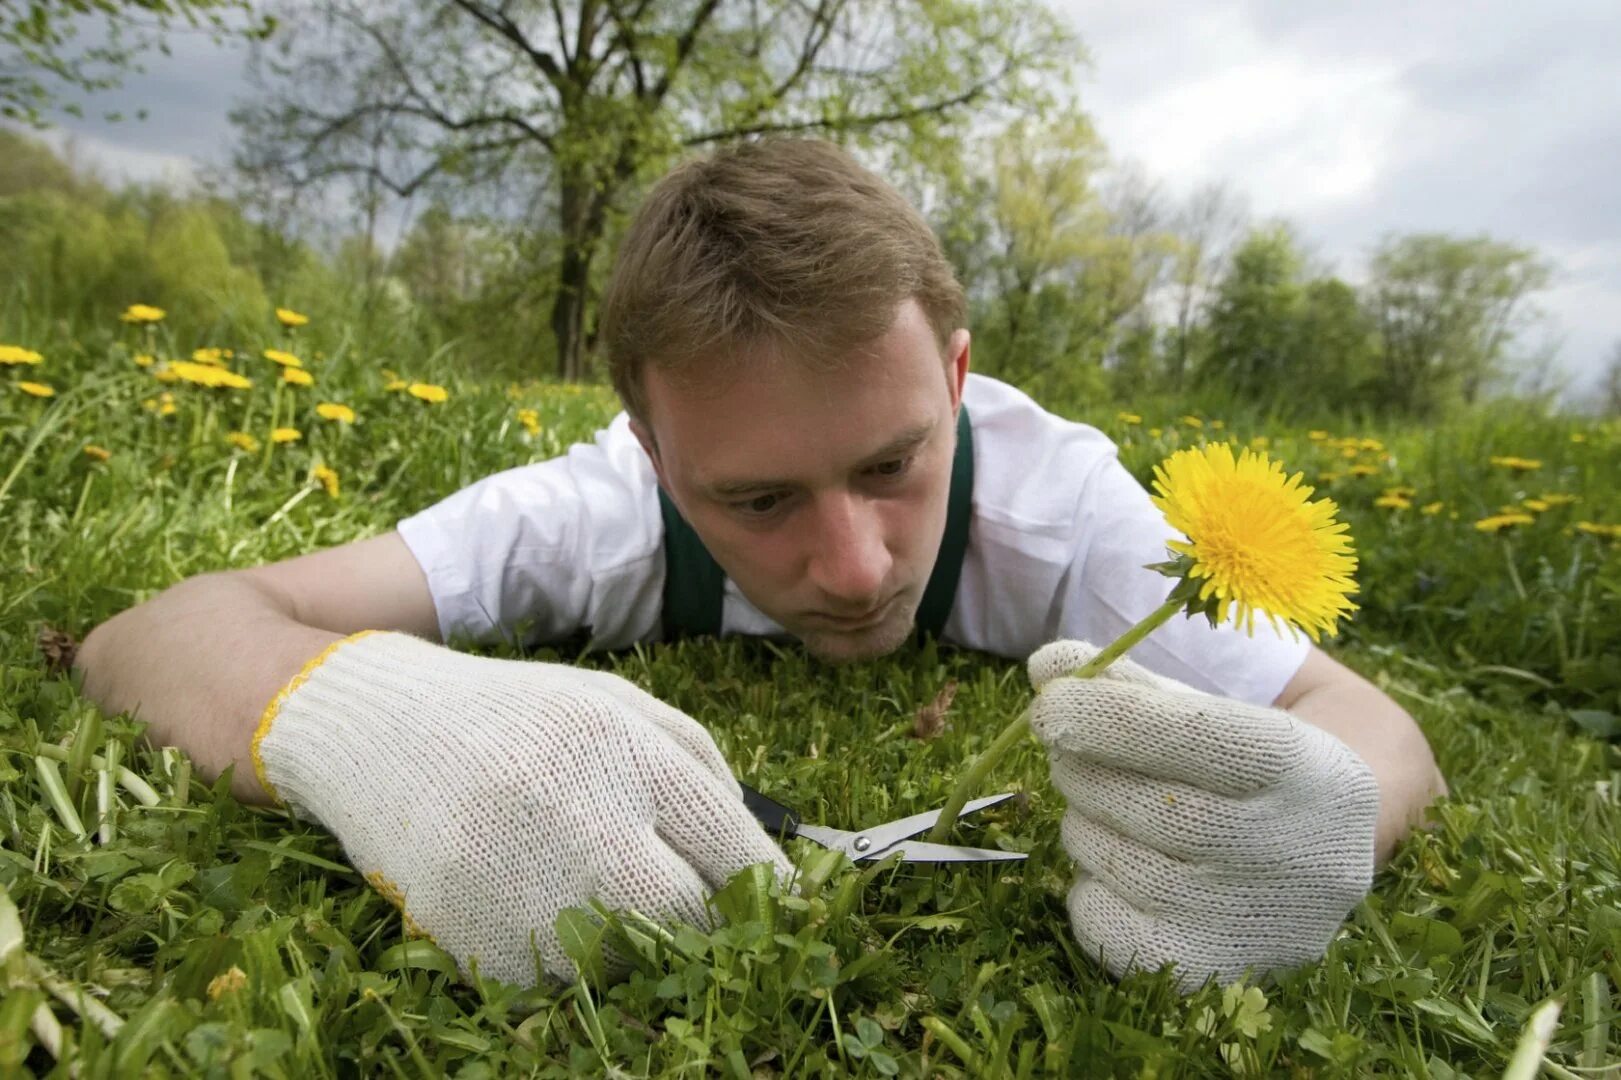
xmin=629 ymin=417 xmax=669 ymax=489
xmin=946 ymin=328 xmax=971 ymax=412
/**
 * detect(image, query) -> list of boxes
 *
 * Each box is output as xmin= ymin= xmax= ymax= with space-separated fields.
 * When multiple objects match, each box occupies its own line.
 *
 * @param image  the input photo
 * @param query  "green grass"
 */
xmin=1 ymin=318 xmax=1619 ymax=1076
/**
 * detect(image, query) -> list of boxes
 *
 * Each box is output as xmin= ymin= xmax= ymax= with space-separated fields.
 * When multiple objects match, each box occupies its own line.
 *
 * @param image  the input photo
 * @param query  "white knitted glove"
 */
xmin=252 ymin=631 xmax=793 ymax=987
xmin=1028 ymin=640 xmax=1379 ymax=991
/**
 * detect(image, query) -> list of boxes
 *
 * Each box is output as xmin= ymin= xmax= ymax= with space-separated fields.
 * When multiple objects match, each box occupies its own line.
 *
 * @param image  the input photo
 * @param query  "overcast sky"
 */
xmin=32 ymin=0 xmax=1621 ymax=401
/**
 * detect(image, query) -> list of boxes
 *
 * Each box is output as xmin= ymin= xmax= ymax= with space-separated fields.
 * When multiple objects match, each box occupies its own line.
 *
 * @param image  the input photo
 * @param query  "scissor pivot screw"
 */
xmin=853 ymin=836 xmax=871 ymax=852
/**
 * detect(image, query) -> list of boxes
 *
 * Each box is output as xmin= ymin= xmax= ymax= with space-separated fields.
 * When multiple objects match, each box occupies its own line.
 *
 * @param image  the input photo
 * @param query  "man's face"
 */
xmin=632 ymin=300 xmax=970 ymax=664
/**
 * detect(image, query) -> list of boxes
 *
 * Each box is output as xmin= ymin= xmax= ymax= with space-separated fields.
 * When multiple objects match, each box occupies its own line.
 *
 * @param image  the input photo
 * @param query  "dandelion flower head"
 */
xmin=0 ymin=345 xmax=43 ymax=365
xmin=271 ymin=427 xmax=301 ymax=444
xmin=316 ymin=402 xmax=355 ymax=423
xmin=263 ymin=349 xmax=303 ymax=368
xmin=1150 ymin=443 xmax=1359 ymax=642
xmin=276 ymin=307 xmax=310 ymax=328
xmin=282 ymin=367 xmax=314 ymax=387
xmin=120 ymin=304 xmax=165 ymax=324
xmin=407 ymin=382 xmax=449 ymax=404
xmin=17 ymin=381 xmax=55 ymax=398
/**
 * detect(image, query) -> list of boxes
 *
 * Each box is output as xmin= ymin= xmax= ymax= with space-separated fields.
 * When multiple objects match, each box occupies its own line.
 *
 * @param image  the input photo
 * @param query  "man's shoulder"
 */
xmin=963 ymin=374 xmax=1119 ymax=537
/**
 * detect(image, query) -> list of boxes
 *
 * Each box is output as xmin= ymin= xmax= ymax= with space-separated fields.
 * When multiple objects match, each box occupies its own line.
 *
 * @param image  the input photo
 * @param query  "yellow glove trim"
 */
xmin=251 ymin=629 xmax=380 ymax=804
xmin=365 ymin=870 xmax=440 ymax=945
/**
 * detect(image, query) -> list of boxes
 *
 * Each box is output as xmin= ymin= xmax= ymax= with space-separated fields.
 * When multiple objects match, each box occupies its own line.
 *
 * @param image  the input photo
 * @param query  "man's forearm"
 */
xmin=1286 ymin=679 xmax=1447 ymax=866
xmin=75 ymin=573 xmax=341 ymax=804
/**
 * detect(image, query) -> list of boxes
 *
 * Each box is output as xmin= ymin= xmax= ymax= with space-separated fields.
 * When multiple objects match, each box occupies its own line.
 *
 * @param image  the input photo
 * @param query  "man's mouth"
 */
xmin=813 ymin=595 xmax=895 ymax=630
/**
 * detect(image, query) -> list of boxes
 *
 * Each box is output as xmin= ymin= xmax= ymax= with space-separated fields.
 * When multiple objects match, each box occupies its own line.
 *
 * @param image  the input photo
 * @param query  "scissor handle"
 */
xmin=739 ymin=783 xmax=801 ymax=840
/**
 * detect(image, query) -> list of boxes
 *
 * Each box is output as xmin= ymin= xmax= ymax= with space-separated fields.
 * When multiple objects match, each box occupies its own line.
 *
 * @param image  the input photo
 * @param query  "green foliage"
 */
xmin=1 ymin=305 xmax=1618 ymax=1074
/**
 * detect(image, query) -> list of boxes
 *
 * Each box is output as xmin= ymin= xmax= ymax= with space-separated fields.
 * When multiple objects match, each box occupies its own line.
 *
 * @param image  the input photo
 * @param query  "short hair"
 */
xmin=599 ymin=138 xmax=967 ymax=423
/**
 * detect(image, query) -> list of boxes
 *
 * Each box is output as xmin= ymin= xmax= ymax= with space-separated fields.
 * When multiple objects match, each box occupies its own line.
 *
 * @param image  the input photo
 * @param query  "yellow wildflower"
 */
xmin=1116 ymin=411 xmax=1142 ymax=425
xmin=207 ymin=966 xmax=248 ymax=1000
xmin=263 ymin=349 xmax=303 ymax=368
xmin=1347 ymin=464 xmax=1379 ymax=477
xmin=0 ymin=345 xmax=43 ymax=365
xmin=191 ymin=347 xmax=230 ymax=366
xmin=384 ymin=378 xmax=408 ymax=392
xmin=316 ymin=402 xmax=356 ymax=423
xmin=271 ymin=427 xmax=301 ymax=444
xmin=275 ymin=307 xmax=310 ymax=328
xmin=1248 ymin=436 xmax=1270 ymax=450
xmin=83 ymin=445 xmax=111 ymax=462
xmin=1180 ymin=415 xmax=1204 ymax=429
xmin=133 ymin=353 xmax=155 ymax=367
xmin=164 ymin=361 xmax=252 ymax=390
xmin=1307 ymin=430 xmax=1330 ymax=441
xmin=1317 ymin=471 xmax=1343 ymax=484
xmin=1521 ymin=499 xmax=1549 ymax=513
xmin=226 ymin=432 xmax=260 ymax=453
xmin=1148 ymin=427 xmax=1162 ymax=438
xmin=282 ymin=367 xmax=315 ymax=387
xmin=17 ymin=381 xmax=54 ymax=397
xmin=517 ymin=408 xmax=541 ymax=436
xmin=1150 ymin=443 xmax=1358 ymax=642
xmin=1575 ymin=522 xmax=1621 ymax=540
xmin=1475 ymin=513 xmax=1535 ymax=533
xmin=312 ymin=464 xmax=340 ymax=498
xmin=120 ymin=304 xmax=165 ymax=324
xmin=1538 ymin=493 xmax=1578 ymax=507
xmin=1421 ymin=501 xmax=1445 ymax=515
xmin=1488 ymin=455 xmax=1542 ymax=472
xmin=407 ymin=382 xmax=449 ymax=404
xmin=1359 ymin=438 xmax=1385 ymax=453
xmin=1341 ymin=445 xmax=1360 ymax=459
xmin=1374 ymin=494 xmax=1411 ymax=510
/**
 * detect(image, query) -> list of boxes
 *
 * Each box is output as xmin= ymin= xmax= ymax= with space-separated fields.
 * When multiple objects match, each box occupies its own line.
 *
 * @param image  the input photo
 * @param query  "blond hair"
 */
xmin=600 ymin=138 xmax=966 ymax=422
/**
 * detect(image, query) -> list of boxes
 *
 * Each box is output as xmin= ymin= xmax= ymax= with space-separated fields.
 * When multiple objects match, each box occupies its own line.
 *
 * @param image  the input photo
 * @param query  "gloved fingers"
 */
xmin=1029 ymin=640 xmax=1177 ymax=693
xmin=594 ymin=830 xmax=715 ymax=933
xmin=1058 ymin=810 xmax=1195 ymax=914
xmin=1049 ymin=755 xmax=1272 ymax=866
xmin=587 ymin=673 xmax=744 ymax=794
xmin=1063 ymin=873 xmax=1178 ymax=984
xmin=1030 ymin=675 xmax=1291 ymax=794
xmin=652 ymin=758 xmax=796 ymax=892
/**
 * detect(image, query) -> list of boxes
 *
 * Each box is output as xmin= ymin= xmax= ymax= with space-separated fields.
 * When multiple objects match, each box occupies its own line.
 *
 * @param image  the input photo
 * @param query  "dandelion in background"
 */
xmin=83 ymin=445 xmax=111 ymax=462
xmin=191 ymin=347 xmax=232 ymax=366
xmin=1474 ymin=513 xmax=1534 ymax=533
xmin=0 ymin=345 xmax=43 ymax=365
xmin=263 ymin=349 xmax=303 ymax=368
xmin=1421 ymin=501 xmax=1445 ymax=515
xmin=276 ymin=307 xmax=310 ymax=328
xmin=1574 ymin=522 xmax=1621 ymax=541
xmin=119 ymin=304 xmax=165 ymax=324
xmin=282 ymin=367 xmax=315 ymax=388
xmin=17 ymin=381 xmax=55 ymax=397
xmin=226 ymin=432 xmax=261 ymax=453
xmin=1117 ymin=411 xmax=1142 ymax=425
xmin=517 ymin=408 xmax=541 ymax=436
xmin=316 ymin=402 xmax=355 ymax=423
xmin=163 ymin=361 xmax=252 ymax=390
xmin=407 ymin=382 xmax=449 ymax=404
xmin=1488 ymin=456 xmax=1542 ymax=472
xmin=312 ymin=464 xmax=340 ymax=498
xmin=1375 ymin=493 xmax=1411 ymax=510
xmin=270 ymin=428 xmax=301 ymax=444
xmin=133 ymin=353 xmax=155 ymax=368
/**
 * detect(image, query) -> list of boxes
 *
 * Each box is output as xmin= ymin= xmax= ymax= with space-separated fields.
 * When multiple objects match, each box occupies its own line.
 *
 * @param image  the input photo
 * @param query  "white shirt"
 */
xmin=397 ymin=374 xmax=1310 ymax=707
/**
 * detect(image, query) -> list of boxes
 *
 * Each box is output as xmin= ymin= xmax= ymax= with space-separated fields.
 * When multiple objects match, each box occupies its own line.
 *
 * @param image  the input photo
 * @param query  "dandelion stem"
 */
xmin=926 ymin=595 xmax=1185 ymax=844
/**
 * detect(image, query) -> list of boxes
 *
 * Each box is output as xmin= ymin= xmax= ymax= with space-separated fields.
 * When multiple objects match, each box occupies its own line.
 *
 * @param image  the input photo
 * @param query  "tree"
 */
xmin=1363 ymin=233 xmax=1551 ymax=416
xmin=233 ymin=0 xmax=1078 ymax=380
xmin=2 ymin=0 xmax=267 ymax=126
xmin=1199 ymin=224 xmax=1304 ymax=404
xmin=1602 ymin=340 xmax=1621 ymax=417
xmin=1162 ymin=181 xmax=1246 ymax=390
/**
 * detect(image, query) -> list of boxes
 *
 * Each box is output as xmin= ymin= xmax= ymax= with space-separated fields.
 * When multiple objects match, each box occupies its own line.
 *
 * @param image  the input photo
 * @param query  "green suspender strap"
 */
xmin=659 ymin=405 xmax=974 ymax=642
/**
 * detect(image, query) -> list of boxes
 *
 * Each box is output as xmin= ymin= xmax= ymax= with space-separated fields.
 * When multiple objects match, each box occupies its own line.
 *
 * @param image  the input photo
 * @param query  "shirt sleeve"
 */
xmin=394 ymin=414 xmax=665 ymax=650
xmin=1056 ymin=450 xmax=1312 ymax=708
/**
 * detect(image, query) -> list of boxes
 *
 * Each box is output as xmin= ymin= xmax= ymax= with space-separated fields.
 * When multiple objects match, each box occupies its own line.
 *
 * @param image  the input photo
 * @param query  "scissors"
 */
xmin=740 ymin=784 xmax=1027 ymax=863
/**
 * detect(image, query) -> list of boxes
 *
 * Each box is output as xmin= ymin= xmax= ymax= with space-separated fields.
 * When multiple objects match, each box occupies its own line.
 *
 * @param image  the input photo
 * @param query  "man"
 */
xmin=76 ymin=138 xmax=1446 ymax=992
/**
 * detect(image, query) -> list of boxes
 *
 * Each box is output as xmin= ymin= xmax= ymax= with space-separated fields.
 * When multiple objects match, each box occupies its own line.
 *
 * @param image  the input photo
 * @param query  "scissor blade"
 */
xmin=864 ymin=840 xmax=1027 ymax=863
xmin=856 ymin=792 xmax=1019 ymax=854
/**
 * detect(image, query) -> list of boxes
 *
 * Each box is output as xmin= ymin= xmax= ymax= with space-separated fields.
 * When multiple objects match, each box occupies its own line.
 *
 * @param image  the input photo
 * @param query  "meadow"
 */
xmin=1 ymin=304 xmax=1618 ymax=1077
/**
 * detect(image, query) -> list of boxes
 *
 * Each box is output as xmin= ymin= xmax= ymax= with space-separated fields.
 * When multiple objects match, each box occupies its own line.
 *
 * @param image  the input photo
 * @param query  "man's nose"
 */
xmin=805 ymin=491 xmax=892 ymax=608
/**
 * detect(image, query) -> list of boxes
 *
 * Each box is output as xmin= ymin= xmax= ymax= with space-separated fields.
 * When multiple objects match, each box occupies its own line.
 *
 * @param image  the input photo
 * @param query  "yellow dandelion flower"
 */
xmin=1180 ymin=415 xmax=1204 ymax=429
xmin=1318 ymin=471 xmax=1343 ymax=484
xmin=83 ymin=445 xmax=111 ymax=462
xmin=275 ymin=307 xmax=310 ymax=328
xmin=1347 ymin=464 xmax=1379 ymax=477
xmin=282 ymin=367 xmax=314 ymax=387
xmin=133 ymin=353 xmax=155 ymax=367
xmin=316 ymin=402 xmax=355 ymax=423
xmin=1420 ymin=501 xmax=1445 ymax=515
xmin=1575 ymin=521 xmax=1621 ymax=540
xmin=1474 ymin=513 xmax=1535 ymax=533
xmin=263 ymin=348 xmax=303 ymax=368
xmin=1117 ymin=411 xmax=1142 ymax=425
xmin=1521 ymin=498 xmax=1550 ymax=513
xmin=164 ymin=361 xmax=252 ymax=390
xmin=312 ymin=464 xmax=340 ymax=498
xmin=1148 ymin=427 xmax=1162 ymax=438
xmin=1538 ymin=493 xmax=1578 ymax=507
xmin=0 ymin=345 xmax=43 ymax=365
xmin=226 ymin=431 xmax=260 ymax=453
xmin=1307 ymin=430 xmax=1331 ymax=441
xmin=1340 ymin=445 xmax=1360 ymax=460
xmin=1374 ymin=494 xmax=1411 ymax=510
xmin=384 ymin=378 xmax=408 ymax=392
xmin=271 ymin=427 xmax=301 ymax=444
xmin=1248 ymin=436 xmax=1270 ymax=450
xmin=207 ymin=966 xmax=248 ymax=1000
xmin=517 ymin=408 xmax=541 ymax=436
xmin=1359 ymin=438 xmax=1385 ymax=453
xmin=407 ymin=382 xmax=449 ymax=404
xmin=17 ymin=381 xmax=55 ymax=398
xmin=120 ymin=303 xmax=166 ymax=324
xmin=1488 ymin=455 xmax=1542 ymax=472
xmin=191 ymin=347 xmax=229 ymax=366
xmin=1149 ymin=443 xmax=1359 ymax=642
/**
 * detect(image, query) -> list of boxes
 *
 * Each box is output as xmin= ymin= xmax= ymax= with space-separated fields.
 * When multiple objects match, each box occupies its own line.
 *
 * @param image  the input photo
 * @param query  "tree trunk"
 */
xmin=552 ymin=168 xmax=592 ymax=382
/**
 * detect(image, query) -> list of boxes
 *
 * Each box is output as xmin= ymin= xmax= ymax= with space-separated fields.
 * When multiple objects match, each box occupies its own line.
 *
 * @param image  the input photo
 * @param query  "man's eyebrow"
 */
xmin=703 ymin=420 xmax=937 ymax=498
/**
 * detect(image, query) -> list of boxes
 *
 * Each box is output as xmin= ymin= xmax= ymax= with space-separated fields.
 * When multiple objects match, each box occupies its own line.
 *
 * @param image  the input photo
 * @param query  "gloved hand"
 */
xmin=1028 ymin=639 xmax=1379 ymax=991
xmin=253 ymin=631 xmax=793 ymax=986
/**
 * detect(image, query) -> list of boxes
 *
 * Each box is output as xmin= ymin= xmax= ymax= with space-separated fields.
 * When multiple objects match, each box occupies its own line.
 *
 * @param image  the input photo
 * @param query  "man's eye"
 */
xmin=870 ymin=456 xmax=914 ymax=478
xmin=734 ymin=493 xmax=782 ymax=516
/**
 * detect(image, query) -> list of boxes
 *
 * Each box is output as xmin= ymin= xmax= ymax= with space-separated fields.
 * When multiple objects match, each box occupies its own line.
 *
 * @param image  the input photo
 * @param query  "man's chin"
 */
xmin=795 ymin=611 xmax=916 ymax=665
